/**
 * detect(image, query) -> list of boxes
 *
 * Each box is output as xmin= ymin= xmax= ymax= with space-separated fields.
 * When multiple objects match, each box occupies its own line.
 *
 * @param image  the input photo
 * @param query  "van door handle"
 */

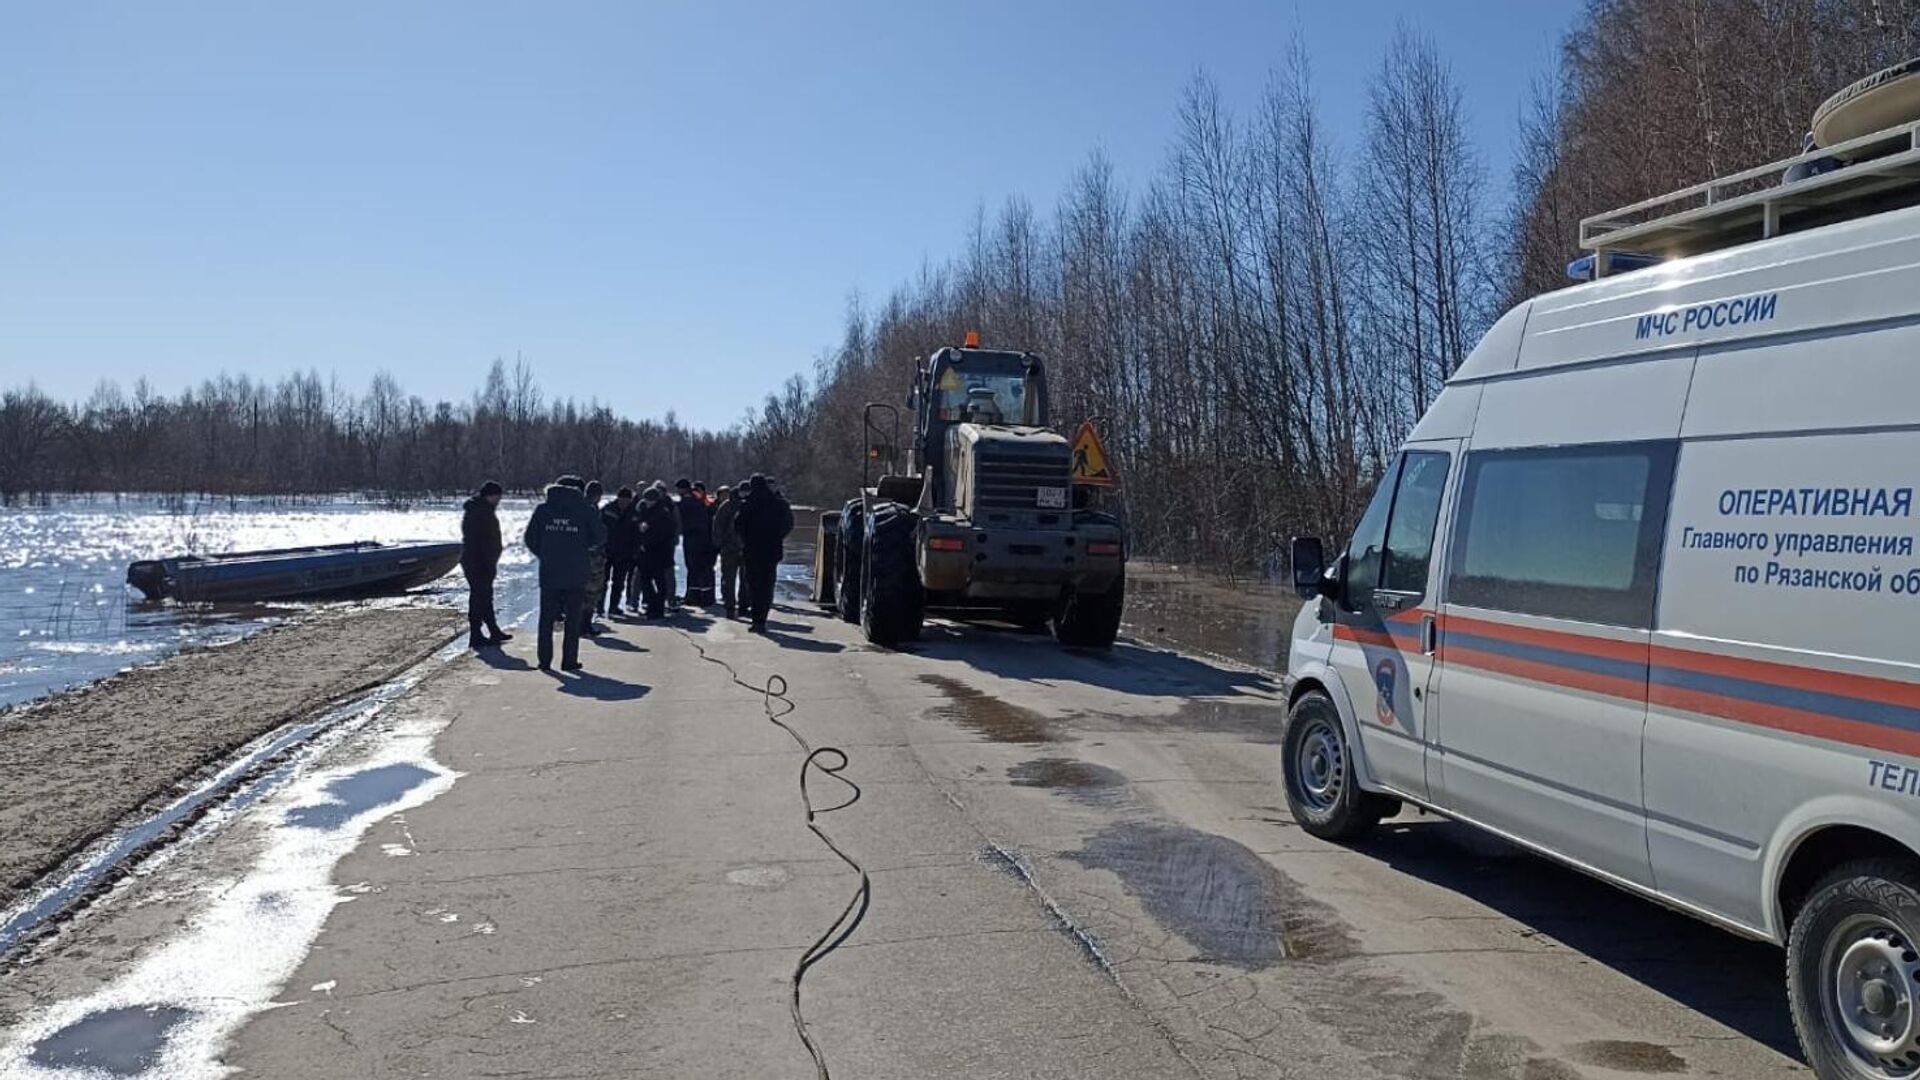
xmin=1421 ymin=614 xmax=1438 ymax=655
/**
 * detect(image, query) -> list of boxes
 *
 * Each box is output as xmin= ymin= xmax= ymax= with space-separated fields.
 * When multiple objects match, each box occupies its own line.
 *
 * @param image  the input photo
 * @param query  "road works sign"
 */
xmin=1070 ymin=420 xmax=1115 ymax=487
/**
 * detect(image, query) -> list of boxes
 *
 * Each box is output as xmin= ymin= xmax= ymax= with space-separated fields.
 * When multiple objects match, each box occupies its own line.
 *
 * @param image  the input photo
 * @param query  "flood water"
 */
xmin=0 ymin=494 xmax=538 ymax=709
xmin=0 ymin=493 xmax=1278 ymax=711
xmin=0 ymin=494 xmax=828 ymax=711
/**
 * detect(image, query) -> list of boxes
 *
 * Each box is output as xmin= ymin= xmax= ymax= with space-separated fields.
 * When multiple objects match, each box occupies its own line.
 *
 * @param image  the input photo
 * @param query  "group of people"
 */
xmin=461 ymin=473 xmax=794 ymax=673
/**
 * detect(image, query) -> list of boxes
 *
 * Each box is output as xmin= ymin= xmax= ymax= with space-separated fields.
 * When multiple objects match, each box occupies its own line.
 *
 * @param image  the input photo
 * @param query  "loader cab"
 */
xmin=911 ymin=345 xmax=1050 ymax=508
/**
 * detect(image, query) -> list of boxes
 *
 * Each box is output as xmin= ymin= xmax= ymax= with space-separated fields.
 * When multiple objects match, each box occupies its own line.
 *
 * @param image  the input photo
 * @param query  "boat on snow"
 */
xmin=126 ymin=541 xmax=464 ymax=603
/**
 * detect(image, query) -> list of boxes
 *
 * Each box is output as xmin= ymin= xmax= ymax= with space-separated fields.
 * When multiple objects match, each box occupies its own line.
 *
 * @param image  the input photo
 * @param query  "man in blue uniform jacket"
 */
xmin=522 ymin=475 xmax=606 ymax=672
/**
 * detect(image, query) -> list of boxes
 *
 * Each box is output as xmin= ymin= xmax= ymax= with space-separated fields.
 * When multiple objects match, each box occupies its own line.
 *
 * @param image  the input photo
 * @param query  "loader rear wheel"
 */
xmin=835 ymin=503 xmax=864 ymax=624
xmin=860 ymin=503 xmax=923 ymax=646
xmin=1052 ymin=575 xmax=1124 ymax=648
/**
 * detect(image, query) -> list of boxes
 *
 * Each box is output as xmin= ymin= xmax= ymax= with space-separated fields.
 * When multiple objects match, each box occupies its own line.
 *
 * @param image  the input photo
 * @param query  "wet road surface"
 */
xmin=0 ymin=599 xmax=1805 ymax=1078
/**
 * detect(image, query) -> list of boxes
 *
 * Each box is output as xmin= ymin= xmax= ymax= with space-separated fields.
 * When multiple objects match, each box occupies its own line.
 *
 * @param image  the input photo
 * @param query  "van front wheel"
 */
xmin=1789 ymin=859 xmax=1920 ymax=1080
xmin=1281 ymin=690 xmax=1390 ymax=841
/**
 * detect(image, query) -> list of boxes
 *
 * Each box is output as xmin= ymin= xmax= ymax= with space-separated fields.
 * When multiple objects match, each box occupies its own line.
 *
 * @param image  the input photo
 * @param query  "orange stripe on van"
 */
xmin=1440 ymin=644 xmax=1650 ymax=703
xmin=1333 ymin=625 xmax=1405 ymax=648
xmin=1443 ymin=614 xmax=1649 ymax=664
xmin=1648 ymin=683 xmax=1920 ymax=758
xmin=1649 ymin=644 xmax=1920 ymax=712
xmin=1331 ymin=611 xmax=1920 ymax=757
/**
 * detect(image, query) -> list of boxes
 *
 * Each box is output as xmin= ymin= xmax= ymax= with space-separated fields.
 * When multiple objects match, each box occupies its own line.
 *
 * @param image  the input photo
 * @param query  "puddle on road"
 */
xmin=27 ymin=1004 xmax=189 ymax=1076
xmin=284 ymin=763 xmax=437 ymax=831
xmin=1566 ymin=1039 xmax=1688 ymax=1074
xmin=917 ymin=674 xmax=1057 ymax=744
xmin=1008 ymin=758 xmax=1128 ymax=804
xmin=1067 ymin=822 xmax=1354 ymax=969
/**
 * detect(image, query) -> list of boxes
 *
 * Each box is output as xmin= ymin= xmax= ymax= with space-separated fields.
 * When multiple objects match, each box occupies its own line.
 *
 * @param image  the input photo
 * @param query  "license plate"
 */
xmin=1036 ymin=487 xmax=1067 ymax=509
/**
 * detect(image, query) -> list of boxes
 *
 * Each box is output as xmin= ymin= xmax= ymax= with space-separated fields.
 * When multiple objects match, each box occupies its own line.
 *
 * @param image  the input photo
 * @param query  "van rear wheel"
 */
xmin=1789 ymin=859 xmax=1920 ymax=1080
xmin=1281 ymin=690 xmax=1393 ymax=841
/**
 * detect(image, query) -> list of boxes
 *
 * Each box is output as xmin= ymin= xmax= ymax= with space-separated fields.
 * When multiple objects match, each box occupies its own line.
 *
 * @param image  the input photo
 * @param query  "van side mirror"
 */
xmin=1290 ymin=536 xmax=1326 ymax=599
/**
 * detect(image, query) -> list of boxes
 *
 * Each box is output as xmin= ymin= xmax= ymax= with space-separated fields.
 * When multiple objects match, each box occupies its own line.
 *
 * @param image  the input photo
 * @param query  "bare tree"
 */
xmin=0 ymin=385 xmax=66 ymax=504
xmin=362 ymin=370 xmax=404 ymax=488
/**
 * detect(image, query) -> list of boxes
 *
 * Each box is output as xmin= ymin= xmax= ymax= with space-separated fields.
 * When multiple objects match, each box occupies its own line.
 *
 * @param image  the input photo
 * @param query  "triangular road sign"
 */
xmin=1070 ymin=420 xmax=1115 ymax=487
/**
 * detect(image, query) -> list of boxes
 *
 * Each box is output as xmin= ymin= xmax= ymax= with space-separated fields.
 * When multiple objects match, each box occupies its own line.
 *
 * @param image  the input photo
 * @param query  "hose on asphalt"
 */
xmin=674 ymin=630 xmax=869 ymax=1080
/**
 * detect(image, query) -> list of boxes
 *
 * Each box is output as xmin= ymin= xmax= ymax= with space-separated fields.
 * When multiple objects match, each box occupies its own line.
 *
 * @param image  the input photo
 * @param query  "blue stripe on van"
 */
xmin=1649 ymin=664 xmax=1920 ymax=735
xmin=1441 ymin=629 xmax=1651 ymax=685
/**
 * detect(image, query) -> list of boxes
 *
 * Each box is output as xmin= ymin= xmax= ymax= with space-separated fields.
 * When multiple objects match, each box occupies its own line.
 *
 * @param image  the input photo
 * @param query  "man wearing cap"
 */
xmin=710 ymin=484 xmax=743 ymax=619
xmin=674 ymin=478 xmax=716 ymax=607
xmin=601 ymin=486 xmax=642 ymax=615
xmin=636 ymin=482 xmax=680 ymax=619
xmin=460 ymin=480 xmax=511 ymax=650
xmin=732 ymin=473 xmax=794 ymax=632
xmin=523 ymin=474 xmax=604 ymax=672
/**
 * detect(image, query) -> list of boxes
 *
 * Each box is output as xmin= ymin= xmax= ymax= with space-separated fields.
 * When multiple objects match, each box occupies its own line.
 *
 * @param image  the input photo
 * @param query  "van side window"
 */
xmin=1448 ymin=442 xmax=1677 ymax=627
xmin=1381 ymin=451 xmax=1450 ymax=594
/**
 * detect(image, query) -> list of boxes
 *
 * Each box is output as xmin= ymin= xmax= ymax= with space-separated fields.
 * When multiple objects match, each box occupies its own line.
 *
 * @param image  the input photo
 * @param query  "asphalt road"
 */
xmin=11 ymin=599 xmax=1811 ymax=1079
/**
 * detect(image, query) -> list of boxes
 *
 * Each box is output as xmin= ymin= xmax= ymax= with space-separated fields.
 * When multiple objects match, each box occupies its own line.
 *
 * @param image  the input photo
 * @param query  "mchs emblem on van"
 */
xmin=1634 ymin=291 xmax=1778 ymax=340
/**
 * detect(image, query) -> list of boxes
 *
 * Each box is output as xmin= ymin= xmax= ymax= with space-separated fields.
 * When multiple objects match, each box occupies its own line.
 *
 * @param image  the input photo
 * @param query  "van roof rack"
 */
xmin=1580 ymin=121 xmax=1920 ymax=277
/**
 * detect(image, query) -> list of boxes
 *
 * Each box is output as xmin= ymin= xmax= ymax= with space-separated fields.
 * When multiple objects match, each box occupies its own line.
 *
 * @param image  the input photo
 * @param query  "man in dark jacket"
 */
xmin=675 ymin=478 xmax=716 ymax=606
xmin=601 ymin=486 xmax=642 ymax=615
xmin=710 ymin=484 xmax=743 ymax=619
xmin=733 ymin=473 xmax=793 ymax=632
xmin=461 ymin=481 xmax=510 ymax=650
xmin=523 ymin=475 xmax=605 ymax=672
xmin=636 ymin=483 xmax=680 ymax=619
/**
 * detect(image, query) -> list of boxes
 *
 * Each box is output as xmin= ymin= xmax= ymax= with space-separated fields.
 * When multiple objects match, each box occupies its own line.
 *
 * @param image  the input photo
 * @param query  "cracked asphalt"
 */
xmin=11 ymin=599 xmax=1811 ymax=1078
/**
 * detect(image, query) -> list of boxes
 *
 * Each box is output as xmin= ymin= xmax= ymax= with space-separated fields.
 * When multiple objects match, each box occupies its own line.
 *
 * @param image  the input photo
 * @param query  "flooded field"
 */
xmin=1123 ymin=562 xmax=1299 ymax=672
xmin=0 ymin=494 xmax=825 ymax=711
xmin=0 ymin=495 xmax=537 ymax=709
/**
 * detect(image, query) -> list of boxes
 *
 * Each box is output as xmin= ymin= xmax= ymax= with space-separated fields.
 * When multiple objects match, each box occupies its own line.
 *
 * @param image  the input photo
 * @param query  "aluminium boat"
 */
xmin=126 ymin=541 xmax=464 ymax=603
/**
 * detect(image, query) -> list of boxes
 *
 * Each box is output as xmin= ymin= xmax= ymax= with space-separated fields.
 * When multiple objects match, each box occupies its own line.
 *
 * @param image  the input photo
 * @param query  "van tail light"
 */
xmin=1087 ymin=542 xmax=1123 ymax=556
xmin=928 ymin=537 xmax=966 ymax=552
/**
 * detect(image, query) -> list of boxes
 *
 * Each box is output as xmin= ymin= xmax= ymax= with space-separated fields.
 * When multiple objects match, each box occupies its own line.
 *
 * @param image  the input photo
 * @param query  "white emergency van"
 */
xmin=1282 ymin=94 xmax=1920 ymax=1078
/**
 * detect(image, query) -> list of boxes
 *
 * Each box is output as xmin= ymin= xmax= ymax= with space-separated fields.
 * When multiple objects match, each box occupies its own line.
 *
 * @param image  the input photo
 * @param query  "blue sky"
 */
xmin=0 ymin=1 xmax=1581 ymax=430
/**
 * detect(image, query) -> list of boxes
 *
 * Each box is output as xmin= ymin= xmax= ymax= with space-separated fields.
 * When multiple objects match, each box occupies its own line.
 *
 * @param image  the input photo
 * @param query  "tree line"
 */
xmin=0 ymin=358 xmax=758 ymax=505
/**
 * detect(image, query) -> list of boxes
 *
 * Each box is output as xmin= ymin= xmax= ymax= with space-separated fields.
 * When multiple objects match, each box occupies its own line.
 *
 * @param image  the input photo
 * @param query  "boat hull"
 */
xmin=127 ymin=542 xmax=466 ymax=603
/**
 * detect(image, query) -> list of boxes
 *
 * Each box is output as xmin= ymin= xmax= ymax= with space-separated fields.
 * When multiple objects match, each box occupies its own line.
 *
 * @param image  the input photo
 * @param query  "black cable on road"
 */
xmin=675 ymin=630 xmax=870 ymax=1080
